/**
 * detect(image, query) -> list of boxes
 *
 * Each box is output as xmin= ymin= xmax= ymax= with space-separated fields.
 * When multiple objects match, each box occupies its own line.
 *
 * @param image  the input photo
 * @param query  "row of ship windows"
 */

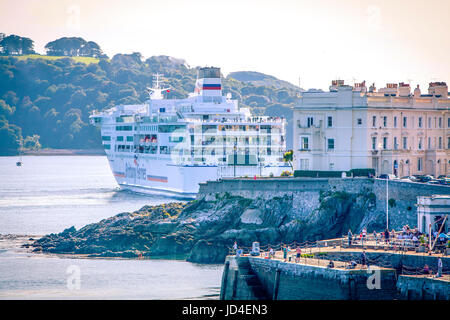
xmin=115 ymin=125 xmax=283 ymax=134
xmin=103 ymin=144 xmax=283 ymax=155
xmin=103 ymin=136 xmax=284 ymax=144
xmin=102 ymin=136 xmax=133 ymax=142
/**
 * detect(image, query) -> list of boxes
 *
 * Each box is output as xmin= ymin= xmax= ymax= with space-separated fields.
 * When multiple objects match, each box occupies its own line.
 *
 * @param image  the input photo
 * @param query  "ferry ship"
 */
xmin=90 ymin=67 xmax=288 ymax=198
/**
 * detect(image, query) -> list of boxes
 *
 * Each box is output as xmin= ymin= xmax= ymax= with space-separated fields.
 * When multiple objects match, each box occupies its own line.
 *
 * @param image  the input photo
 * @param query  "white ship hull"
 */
xmin=107 ymin=153 xmax=289 ymax=199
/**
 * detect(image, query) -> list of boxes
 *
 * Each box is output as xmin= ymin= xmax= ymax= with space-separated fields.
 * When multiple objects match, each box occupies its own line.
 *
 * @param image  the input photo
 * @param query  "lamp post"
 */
xmin=386 ymin=177 xmax=389 ymax=230
xmin=233 ymin=139 xmax=237 ymax=178
xmin=378 ymin=141 xmax=389 ymax=231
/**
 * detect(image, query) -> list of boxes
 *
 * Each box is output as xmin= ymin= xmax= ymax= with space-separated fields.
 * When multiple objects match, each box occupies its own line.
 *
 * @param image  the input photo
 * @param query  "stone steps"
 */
xmin=236 ymin=257 xmax=270 ymax=300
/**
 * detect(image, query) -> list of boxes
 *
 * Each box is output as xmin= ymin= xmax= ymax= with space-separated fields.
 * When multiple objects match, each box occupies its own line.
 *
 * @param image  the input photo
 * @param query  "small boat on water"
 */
xmin=16 ymin=139 xmax=23 ymax=167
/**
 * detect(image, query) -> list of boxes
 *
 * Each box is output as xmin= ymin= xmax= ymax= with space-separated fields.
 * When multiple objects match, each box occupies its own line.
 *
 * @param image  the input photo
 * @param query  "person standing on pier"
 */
xmin=282 ymin=245 xmax=288 ymax=262
xmin=437 ymin=258 xmax=443 ymax=278
xmin=295 ymin=246 xmax=301 ymax=263
xmin=348 ymin=229 xmax=353 ymax=247
xmin=360 ymin=250 xmax=367 ymax=268
xmin=384 ymin=228 xmax=390 ymax=244
xmin=362 ymin=228 xmax=367 ymax=247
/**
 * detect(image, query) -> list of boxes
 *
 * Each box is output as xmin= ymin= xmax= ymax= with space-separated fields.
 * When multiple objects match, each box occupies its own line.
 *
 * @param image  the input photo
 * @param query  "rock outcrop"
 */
xmin=32 ymin=189 xmax=384 ymax=263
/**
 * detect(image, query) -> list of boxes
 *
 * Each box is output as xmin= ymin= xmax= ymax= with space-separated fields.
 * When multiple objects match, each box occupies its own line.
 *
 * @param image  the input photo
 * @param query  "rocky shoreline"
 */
xmin=31 ymin=189 xmax=385 ymax=263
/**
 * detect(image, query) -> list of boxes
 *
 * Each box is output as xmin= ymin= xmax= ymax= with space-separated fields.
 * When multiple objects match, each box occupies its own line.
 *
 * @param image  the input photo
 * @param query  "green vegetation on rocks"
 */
xmin=32 ymin=187 xmax=385 ymax=263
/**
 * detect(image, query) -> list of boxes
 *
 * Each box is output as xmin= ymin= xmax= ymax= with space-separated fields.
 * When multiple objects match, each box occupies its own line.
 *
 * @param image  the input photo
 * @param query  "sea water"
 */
xmin=0 ymin=156 xmax=222 ymax=299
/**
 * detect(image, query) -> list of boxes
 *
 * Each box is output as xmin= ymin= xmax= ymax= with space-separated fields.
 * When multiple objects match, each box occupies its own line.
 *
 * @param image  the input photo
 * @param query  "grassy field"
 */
xmin=9 ymin=54 xmax=102 ymax=64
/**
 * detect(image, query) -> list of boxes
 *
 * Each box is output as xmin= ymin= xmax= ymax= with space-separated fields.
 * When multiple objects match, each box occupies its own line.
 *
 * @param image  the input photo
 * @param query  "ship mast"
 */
xmin=147 ymin=73 xmax=170 ymax=100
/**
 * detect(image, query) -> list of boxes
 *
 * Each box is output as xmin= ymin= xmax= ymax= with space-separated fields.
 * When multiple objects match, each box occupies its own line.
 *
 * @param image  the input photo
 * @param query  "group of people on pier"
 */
xmin=347 ymin=225 xmax=449 ymax=253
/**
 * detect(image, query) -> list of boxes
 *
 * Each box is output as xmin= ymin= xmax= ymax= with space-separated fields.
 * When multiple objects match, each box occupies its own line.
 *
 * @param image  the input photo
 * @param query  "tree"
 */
xmin=0 ymin=119 xmax=22 ymax=155
xmin=23 ymin=134 xmax=41 ymax=151
xmin=0 ymin=34 xmax=34 ymax=55
xmin=45 ymin=37 xmax=86 ymax=56
xmin=283 ymin=150 xmax=294 ymax=170
xmin=0 ymin=99 xmax=14 ymax=118
xmin=79 ymin=41 xmax=107 ymax=58
xmin=45 ymin=37 xmax=107 ymax=58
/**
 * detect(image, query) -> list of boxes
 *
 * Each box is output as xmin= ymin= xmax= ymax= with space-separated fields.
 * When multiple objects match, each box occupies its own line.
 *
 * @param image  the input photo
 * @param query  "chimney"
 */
xmin=428 ymin=82 xmax=448 ymax=97
xmin=397 ymin=82 xmax=411 ymax=97
xmin=413 ymin=84 xmax=421 ymax=98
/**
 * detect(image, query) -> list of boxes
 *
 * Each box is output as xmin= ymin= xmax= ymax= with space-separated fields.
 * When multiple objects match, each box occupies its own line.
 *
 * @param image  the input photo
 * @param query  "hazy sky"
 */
xmin=1 ymin=0 xmax=449 ymax=90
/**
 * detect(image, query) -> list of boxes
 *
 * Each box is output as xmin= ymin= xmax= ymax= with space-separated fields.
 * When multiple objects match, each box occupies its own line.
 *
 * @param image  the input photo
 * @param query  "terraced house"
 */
xmin=293 ymin=80 xmax=450 ymax=177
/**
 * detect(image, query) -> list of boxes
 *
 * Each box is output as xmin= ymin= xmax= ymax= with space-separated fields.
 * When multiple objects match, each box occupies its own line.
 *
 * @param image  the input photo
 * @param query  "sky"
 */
xmin=0 ymin=0 xmax=449 ymax=91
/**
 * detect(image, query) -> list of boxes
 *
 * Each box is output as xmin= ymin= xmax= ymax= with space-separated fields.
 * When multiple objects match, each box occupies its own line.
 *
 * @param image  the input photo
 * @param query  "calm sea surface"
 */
xmin=0 ymin=156 xmax=222 ymax=299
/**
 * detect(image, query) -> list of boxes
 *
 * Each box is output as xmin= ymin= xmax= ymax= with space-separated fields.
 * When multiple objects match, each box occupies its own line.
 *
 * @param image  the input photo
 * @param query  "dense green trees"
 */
xmin=0 ymin=34 xmax=35 ymax=55
xmin=0 ymin=38 xmax=299 ymax=155
xmin=0 ymin=119 xmax=22 ymax=155
xmin=45 ymin=37 xmax=107 ymax=58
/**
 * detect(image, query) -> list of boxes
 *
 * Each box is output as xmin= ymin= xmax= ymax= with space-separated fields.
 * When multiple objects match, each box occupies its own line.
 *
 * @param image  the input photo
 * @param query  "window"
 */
xmin=357 ymin=118 xmax=362 ymax=125
xmin=383 ymin=116 xmax=387 ymax=127
xmin=403 ymin=116 xmax=407 ymax=128
xmin=439 ymin=137 xmax=442 ymax=149
xmin=159 ymin=108 xmax=166 ymax=113
xmin=439 ymin=117 xmax=442 ymax=128
xmin=418 ymin=158 xmax=422 ymax=171
xmin=101 ymin=136 xmax=111 ymax=141
xmin=394 ymin=137 xmax=398 ymax=150
xmin=448 ymin=137 xmax=450 ymax=149
xmin=394 ymin=116 xmax=397 ymax=128
xmin=300 ymin=137 xmax=309 ymax=150
xmin=117 ymin=136 xmax=124 ymax=141
xmin=116 ymin=126 xmax=132 ymax=131
xmin=418 ymin=137 xmax=422 ymax=150
xmin=327 ymin=116 xmax=333 ymax=127
xmin=126 ymin=136 xmax=133 ymax=142
xmin=307 ymin=117 xmax=314 ymax=127
xmin=448 ymin=118 xmax=450 ymax=128
xmin=403 ymin=137 xmax=408 ymax=149
xmin=428 ymin=137 xmax=431 ymax=149
xmin=327 ymin=138 xmax=335 ymax=150
xmin=300 ymin=159 xmax=309 ymax=170
xmin=372 ymin=137 xmax=377 ymax=150
xmin=428 ymin=117 xmax=432 ymax=128
xmin=372 ymin=116 xmax=377 ymax=127
xmin=418 ymin=117 xmax=422 ymax=128
xmin=383 ymin=137 xmax=387 ymax=149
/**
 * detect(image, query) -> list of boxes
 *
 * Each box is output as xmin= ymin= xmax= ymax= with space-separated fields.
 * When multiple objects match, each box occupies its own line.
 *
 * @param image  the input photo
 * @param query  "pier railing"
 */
xmin=228 ymin=235 xmax=449 ymax=276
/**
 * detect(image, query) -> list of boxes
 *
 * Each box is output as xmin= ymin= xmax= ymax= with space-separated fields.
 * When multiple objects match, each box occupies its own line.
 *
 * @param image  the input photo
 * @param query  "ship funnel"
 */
xmin=194 ymin=67 xmax=222 ymax=97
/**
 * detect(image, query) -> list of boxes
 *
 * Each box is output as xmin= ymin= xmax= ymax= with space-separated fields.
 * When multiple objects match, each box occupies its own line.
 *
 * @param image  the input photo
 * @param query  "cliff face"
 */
xmin=31 ymin=188 xmax=385 ymax=263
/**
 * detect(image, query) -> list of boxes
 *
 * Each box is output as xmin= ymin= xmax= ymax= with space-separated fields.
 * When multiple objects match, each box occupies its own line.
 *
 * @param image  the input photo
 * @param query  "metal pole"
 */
xmin=386 ymin=178 xmax=389 ymax=230
xmin=233 ymin=139 xmax=237 ymax=178
xmin=429 ymin=223 xmax=432 ymax=252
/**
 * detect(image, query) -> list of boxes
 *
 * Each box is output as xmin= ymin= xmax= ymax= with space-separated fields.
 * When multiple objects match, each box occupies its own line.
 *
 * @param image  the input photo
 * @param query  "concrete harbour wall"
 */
xmin=199 ymin=177 xmax=450 ymax=229
xmin=221 ymin=255 xmax=450 ymax=300
xmin=221 ymin=256 xmax=398 ymax=300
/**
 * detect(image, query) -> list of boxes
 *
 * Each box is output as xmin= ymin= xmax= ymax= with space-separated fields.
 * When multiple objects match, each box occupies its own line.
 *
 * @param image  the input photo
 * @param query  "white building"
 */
xmin=293 ymin=80 xmax=450 ymax=177
xmin=417 ymin=195 xmax=449 ymax=235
